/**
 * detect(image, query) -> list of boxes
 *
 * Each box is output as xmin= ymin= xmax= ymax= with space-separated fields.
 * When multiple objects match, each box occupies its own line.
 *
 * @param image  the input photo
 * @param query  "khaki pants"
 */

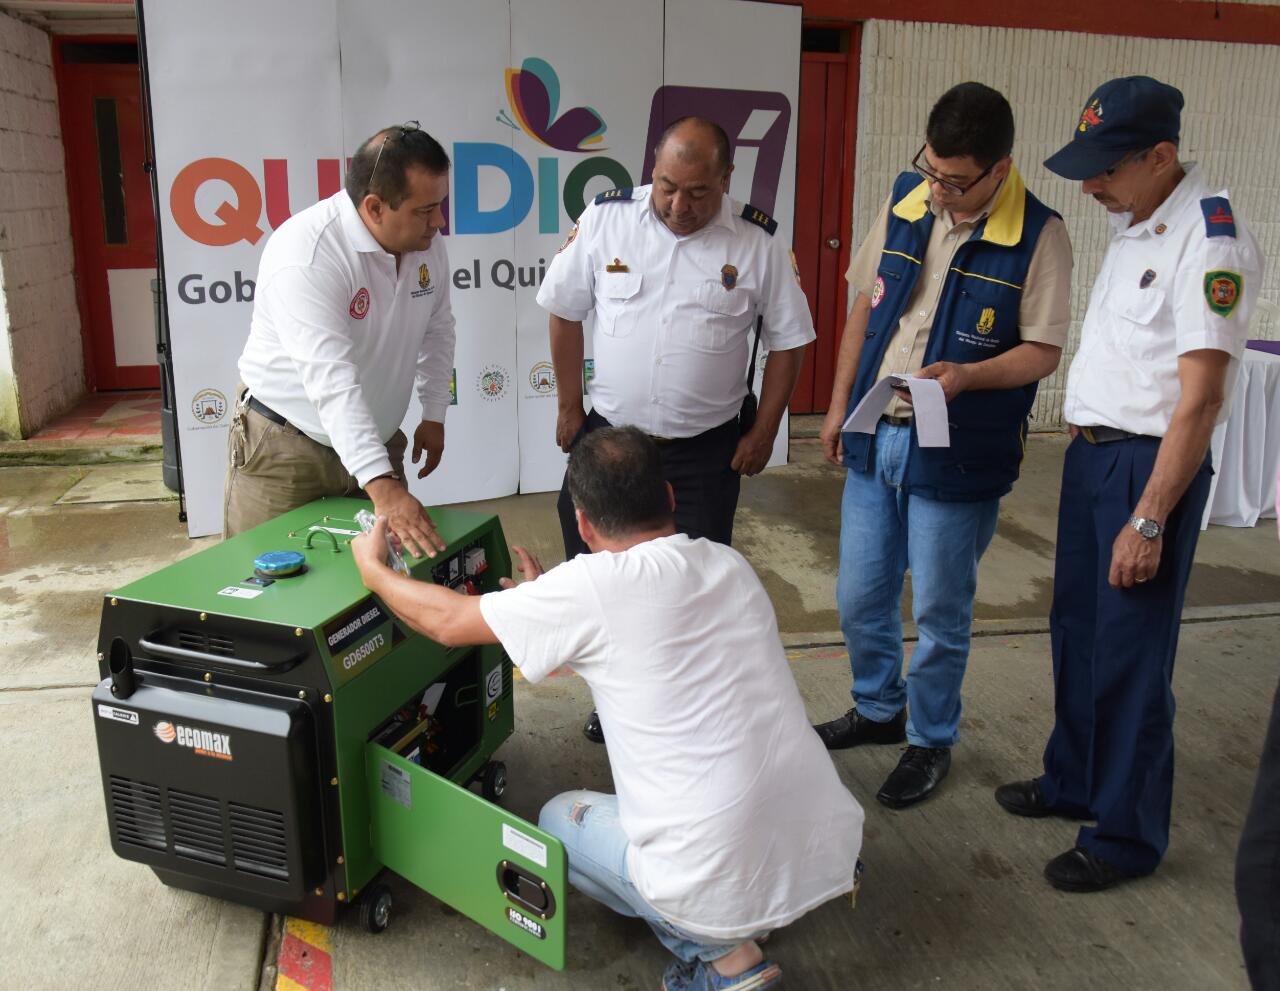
xmin=223 ymin=390 xmax=407 ymax=537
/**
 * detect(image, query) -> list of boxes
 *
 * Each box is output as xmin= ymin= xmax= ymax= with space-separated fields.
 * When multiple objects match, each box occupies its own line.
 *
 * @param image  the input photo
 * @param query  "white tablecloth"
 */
xmin=1203 ymin=348 xmax=1280 ymax=528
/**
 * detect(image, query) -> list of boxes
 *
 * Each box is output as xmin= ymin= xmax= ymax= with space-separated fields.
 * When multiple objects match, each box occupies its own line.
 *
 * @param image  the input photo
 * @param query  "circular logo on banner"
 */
xmin=476 ymin=364 xmax=509 ymax=401
xmin=349 ymin=287 xmax=370 ymax=319
xmin=870 ymin=276 xmax=885 ymax=309
xmin=191 ymin=388 xmax=227 ymax=424
xmin=153 ymin=721 xmax=176 ymax=744
xmin=528 ymin=361 xmax=556 ymax=394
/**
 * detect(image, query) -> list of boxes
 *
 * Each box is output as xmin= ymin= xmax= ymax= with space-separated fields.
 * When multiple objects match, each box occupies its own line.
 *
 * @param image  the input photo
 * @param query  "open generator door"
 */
xmin=366 ymin=744 xmax=568 ymax=970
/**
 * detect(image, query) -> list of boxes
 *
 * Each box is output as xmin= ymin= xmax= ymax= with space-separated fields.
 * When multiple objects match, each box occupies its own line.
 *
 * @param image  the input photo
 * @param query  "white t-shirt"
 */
xmin=239 ymin=191 xmax=456 ymax=486
xmin=479 ymin=534 xmax=864 ymax=940
xmin=1064 ymin=164 xmax=1264 ymax=437
xmin=536 ymin=186 xmax=815 ymax=438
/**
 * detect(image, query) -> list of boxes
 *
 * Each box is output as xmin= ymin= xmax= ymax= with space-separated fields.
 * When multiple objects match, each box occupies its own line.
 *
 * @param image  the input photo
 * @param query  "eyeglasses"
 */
xmin=1095 ymin=148 xmax=1151 ymax=181
xmin=911 ymin=144 xmax=998 ymax=197
xmin=366 ymin=120 xmax=421 ymax=197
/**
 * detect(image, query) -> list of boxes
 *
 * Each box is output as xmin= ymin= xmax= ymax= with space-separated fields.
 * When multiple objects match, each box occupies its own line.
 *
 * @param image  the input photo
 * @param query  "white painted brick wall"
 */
xmin=0 ymin=8 xmax=82 ymax=439
xmin=853 ymin=21 xmax=1280 ymax=430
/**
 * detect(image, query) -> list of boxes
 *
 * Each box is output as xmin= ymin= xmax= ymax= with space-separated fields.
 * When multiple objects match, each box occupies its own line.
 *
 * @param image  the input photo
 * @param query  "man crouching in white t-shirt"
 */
xmin=352 ymin=426 xmax=864 ymax=991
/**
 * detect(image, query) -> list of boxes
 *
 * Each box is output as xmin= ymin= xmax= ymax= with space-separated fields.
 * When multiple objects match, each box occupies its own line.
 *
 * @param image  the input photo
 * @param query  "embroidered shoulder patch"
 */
xmin=594 ymin=187 xmax=633 ymax=205
xmin=1204 ymin=270 xmax=1243 ymax=317
xmin=1200 ymin=196 xmax=1237 ymax=239
xmin=741 ymin=204 xmax=777 ymax=235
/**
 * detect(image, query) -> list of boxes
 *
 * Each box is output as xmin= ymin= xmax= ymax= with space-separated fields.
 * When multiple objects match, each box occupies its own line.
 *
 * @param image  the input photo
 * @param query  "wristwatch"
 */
xmin=1128 ymin=515 xmax=1163 ymax=540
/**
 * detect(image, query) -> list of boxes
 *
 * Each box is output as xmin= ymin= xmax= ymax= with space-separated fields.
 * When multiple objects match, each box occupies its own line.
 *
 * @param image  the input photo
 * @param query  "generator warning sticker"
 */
xmin=380 ymin=760 xmax=411 ymax=809
xmin=322 ymin=596 xmax=406 ymax=685
xmin=507 ymin=906 xmax=546 ymax=940
xmin=502 ymin=824 xmax=548 ymax=868
xmin=97 ymin=704 xmax=139 ymax=725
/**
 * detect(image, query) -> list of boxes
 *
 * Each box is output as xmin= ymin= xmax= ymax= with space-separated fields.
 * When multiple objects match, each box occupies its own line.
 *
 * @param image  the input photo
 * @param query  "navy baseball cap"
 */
xmin=1044 ymin=76 xmax=1184 ymax=180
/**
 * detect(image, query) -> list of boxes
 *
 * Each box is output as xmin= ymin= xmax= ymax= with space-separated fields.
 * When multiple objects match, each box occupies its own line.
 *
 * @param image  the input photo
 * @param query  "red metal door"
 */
xmin=56 ymin=44 xmax=158 ymax=391
xmin=791 ymin=47 xmax=857 ymax=413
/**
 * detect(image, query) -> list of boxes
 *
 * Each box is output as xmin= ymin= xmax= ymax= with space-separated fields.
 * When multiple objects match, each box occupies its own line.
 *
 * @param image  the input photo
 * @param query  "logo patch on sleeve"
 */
xmin=1204 ymin=270 xmax=1242 ymax=317
xmin=1200 ymin=197 xmax=1237 ymax=239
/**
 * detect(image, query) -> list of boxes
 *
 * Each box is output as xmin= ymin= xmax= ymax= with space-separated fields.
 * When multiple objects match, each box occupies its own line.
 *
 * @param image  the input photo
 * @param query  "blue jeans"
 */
xmin=836 ymin=421 xmax=1000 ymax=748
xmin=538 ymin=791 xmax=762 ymax=964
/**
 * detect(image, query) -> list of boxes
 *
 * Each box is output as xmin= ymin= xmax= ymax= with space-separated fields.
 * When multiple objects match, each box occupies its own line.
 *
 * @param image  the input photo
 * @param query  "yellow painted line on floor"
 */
xmin=277 ymin=916 xmax=333 ymax=991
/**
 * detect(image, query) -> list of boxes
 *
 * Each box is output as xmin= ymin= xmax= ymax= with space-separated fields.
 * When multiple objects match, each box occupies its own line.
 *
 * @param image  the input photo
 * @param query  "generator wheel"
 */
xmin=360 ymin=882 xmax=393 ymax=934
xmin=482 ymin=761 xmax=507 ymax=802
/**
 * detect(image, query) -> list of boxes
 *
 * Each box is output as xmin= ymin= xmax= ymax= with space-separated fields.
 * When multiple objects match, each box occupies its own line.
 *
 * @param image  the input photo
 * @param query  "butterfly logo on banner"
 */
xmin=497 ymin=57 xmax=607 ymax=152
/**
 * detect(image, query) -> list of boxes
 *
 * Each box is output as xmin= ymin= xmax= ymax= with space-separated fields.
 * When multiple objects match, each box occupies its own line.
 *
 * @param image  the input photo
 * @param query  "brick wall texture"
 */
xmin=0 ymin=9 xmax=82 ymax=439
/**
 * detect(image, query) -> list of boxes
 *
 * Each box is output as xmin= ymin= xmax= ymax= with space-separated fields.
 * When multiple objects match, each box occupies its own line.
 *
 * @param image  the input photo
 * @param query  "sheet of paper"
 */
xmin=841 ymin=375 xmax=951 ymax=448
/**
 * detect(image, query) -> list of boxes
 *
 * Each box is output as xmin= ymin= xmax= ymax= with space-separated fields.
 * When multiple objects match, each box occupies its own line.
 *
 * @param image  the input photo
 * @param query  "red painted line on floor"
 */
xmin=276 ymin=919 xmax=333 ymax=991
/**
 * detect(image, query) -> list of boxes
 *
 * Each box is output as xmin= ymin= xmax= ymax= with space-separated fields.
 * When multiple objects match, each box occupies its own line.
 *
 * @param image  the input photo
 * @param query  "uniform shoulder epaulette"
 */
xmin=1200 ymin=195 xmax=1237 ymax=239
xmin=594 ymin=187 xmax=634 ymax=205
xmin=741 ymin=204 xmax=777 ymax=235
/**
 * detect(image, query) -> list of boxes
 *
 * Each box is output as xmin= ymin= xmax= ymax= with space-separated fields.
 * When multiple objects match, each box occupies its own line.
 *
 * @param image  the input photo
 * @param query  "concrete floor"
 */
xmin=1 ymin=432 xmax=1277 ymax=990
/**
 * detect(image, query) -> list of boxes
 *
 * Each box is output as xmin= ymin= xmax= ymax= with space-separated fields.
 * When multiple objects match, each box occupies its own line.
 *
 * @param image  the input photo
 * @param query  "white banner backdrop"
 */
xmin=144 ymin=0 xmax=801 ymax=537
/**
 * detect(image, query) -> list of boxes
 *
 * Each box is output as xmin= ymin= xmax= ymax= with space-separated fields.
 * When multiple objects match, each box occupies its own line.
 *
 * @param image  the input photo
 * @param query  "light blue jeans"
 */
xmin=538 ymin=790 xmax=764 ymax=964
xmin=837 ymin=421 xmax=1000 ymax=748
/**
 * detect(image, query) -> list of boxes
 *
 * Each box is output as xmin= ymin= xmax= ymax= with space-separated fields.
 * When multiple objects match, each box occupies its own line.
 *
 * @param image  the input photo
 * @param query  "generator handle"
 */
xmin=138 ymin=633 xmax=300 ymax=672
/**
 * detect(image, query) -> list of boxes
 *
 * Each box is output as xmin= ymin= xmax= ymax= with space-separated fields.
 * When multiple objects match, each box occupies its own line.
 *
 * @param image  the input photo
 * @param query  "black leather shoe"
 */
xmin=1044 ymin=847 xmax=1136 ymax=892
xmin=876 ymin=746 xmax=951 ymax=809
xmin=995 ymin=778 xmax=1053 ymax=817
xmin=582 ymin=709 xmax=605 ymax=744
xmin=813 ymin=707 xmax=906 ymax=750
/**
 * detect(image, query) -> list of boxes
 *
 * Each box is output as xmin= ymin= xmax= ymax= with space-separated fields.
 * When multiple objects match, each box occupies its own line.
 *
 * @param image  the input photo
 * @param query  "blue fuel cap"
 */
xmin=253 ymin=550 xmax=306 ymax=577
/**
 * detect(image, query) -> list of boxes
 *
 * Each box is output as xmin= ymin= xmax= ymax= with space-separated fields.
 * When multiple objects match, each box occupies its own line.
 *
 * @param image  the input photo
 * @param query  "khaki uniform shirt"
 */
xmin=847 ymin=182 xmax=1072 ymax=417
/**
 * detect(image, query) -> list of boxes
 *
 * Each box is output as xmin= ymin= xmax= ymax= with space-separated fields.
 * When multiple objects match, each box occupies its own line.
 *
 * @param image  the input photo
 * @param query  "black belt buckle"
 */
xmin=880 ymin=414 xmax=913 ymax=428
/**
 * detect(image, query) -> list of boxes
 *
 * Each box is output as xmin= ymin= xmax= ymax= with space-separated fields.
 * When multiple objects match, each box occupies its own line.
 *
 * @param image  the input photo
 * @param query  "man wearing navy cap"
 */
xmin=996 ymin=77 xmax=1264 ymax=892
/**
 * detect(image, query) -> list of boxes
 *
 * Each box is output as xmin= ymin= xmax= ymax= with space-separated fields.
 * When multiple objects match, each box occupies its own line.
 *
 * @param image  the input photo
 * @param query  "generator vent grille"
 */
xmin=229 ymin=803 xmax=289 ymax=880
xmin=169 ymin=789 xmax=226 ymax=866
xmin=109 ymin=775 xmax=165 ymax=851
xmin=502 ymin=656 xmax=514 ymax=699
xmin=176 ymin=629 xmax=236 ymax=657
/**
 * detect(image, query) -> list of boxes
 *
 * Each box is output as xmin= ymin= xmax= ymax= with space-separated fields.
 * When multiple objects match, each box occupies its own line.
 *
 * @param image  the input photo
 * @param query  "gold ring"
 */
xmin=1136 ymin=577 xmax=1148 ymax=583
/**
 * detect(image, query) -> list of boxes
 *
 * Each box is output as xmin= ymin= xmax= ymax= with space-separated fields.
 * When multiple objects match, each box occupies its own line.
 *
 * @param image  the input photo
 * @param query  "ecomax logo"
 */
xmin=153 ymin=720 xmax=234 ymax=761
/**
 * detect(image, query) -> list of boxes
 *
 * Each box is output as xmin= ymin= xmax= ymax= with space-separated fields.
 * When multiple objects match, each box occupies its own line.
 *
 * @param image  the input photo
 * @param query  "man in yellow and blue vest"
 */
xmin=813 ymin=82 xmax=1072 ymax=809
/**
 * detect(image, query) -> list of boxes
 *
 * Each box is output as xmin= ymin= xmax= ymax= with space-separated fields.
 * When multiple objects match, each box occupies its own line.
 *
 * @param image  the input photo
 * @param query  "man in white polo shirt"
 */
xmin=226 ymin=122 xmax=454 ymax=558
xmin=352 ymin=426 xmax=863 ymax=991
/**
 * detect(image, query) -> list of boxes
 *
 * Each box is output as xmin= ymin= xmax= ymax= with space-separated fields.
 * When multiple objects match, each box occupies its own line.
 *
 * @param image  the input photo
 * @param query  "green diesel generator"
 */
xmin=89 ymin=497 xmax=568 ymax=969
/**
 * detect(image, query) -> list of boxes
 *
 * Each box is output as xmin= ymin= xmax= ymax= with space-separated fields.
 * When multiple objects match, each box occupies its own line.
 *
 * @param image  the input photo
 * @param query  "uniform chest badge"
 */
xmin=976 ymin=307 xmax=995 ymax=335
xmin=418 ymin=264 xmax=430 ymax=291
xmin=349 ymin=287 xmax=370 ymax=320
xmin=1139 ymin=269 xmax=1156 ymax=289
xmin=605 ymin=257 xmax=629 ymax=273
xmin=871 ymin=276 xmax=885 ymax=309
xmin=1204 ymin=270 xmax=1243 ymax=317
xmin=721 ymin=264 xmax=738 ymax=290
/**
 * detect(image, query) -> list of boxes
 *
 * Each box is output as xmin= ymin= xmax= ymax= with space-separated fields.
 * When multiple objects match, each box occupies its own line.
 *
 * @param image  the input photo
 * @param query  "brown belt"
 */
xmin=880 ymin=414 xmax=913 ymax=427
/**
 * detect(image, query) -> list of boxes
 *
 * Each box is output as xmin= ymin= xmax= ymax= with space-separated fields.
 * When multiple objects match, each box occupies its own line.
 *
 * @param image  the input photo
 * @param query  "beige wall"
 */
xmin=852 ymin=20 xmax=1280 ymax=429
xmin=0 ymin=8 xmax=83 ymax=439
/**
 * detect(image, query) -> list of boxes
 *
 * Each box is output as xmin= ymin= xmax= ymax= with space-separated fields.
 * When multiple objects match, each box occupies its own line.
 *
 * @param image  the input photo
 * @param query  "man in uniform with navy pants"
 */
xmin=997 ymin=77 xmax=1263 ymax=892
xmin=812 ymin=82 xmax=1071 ymax=809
